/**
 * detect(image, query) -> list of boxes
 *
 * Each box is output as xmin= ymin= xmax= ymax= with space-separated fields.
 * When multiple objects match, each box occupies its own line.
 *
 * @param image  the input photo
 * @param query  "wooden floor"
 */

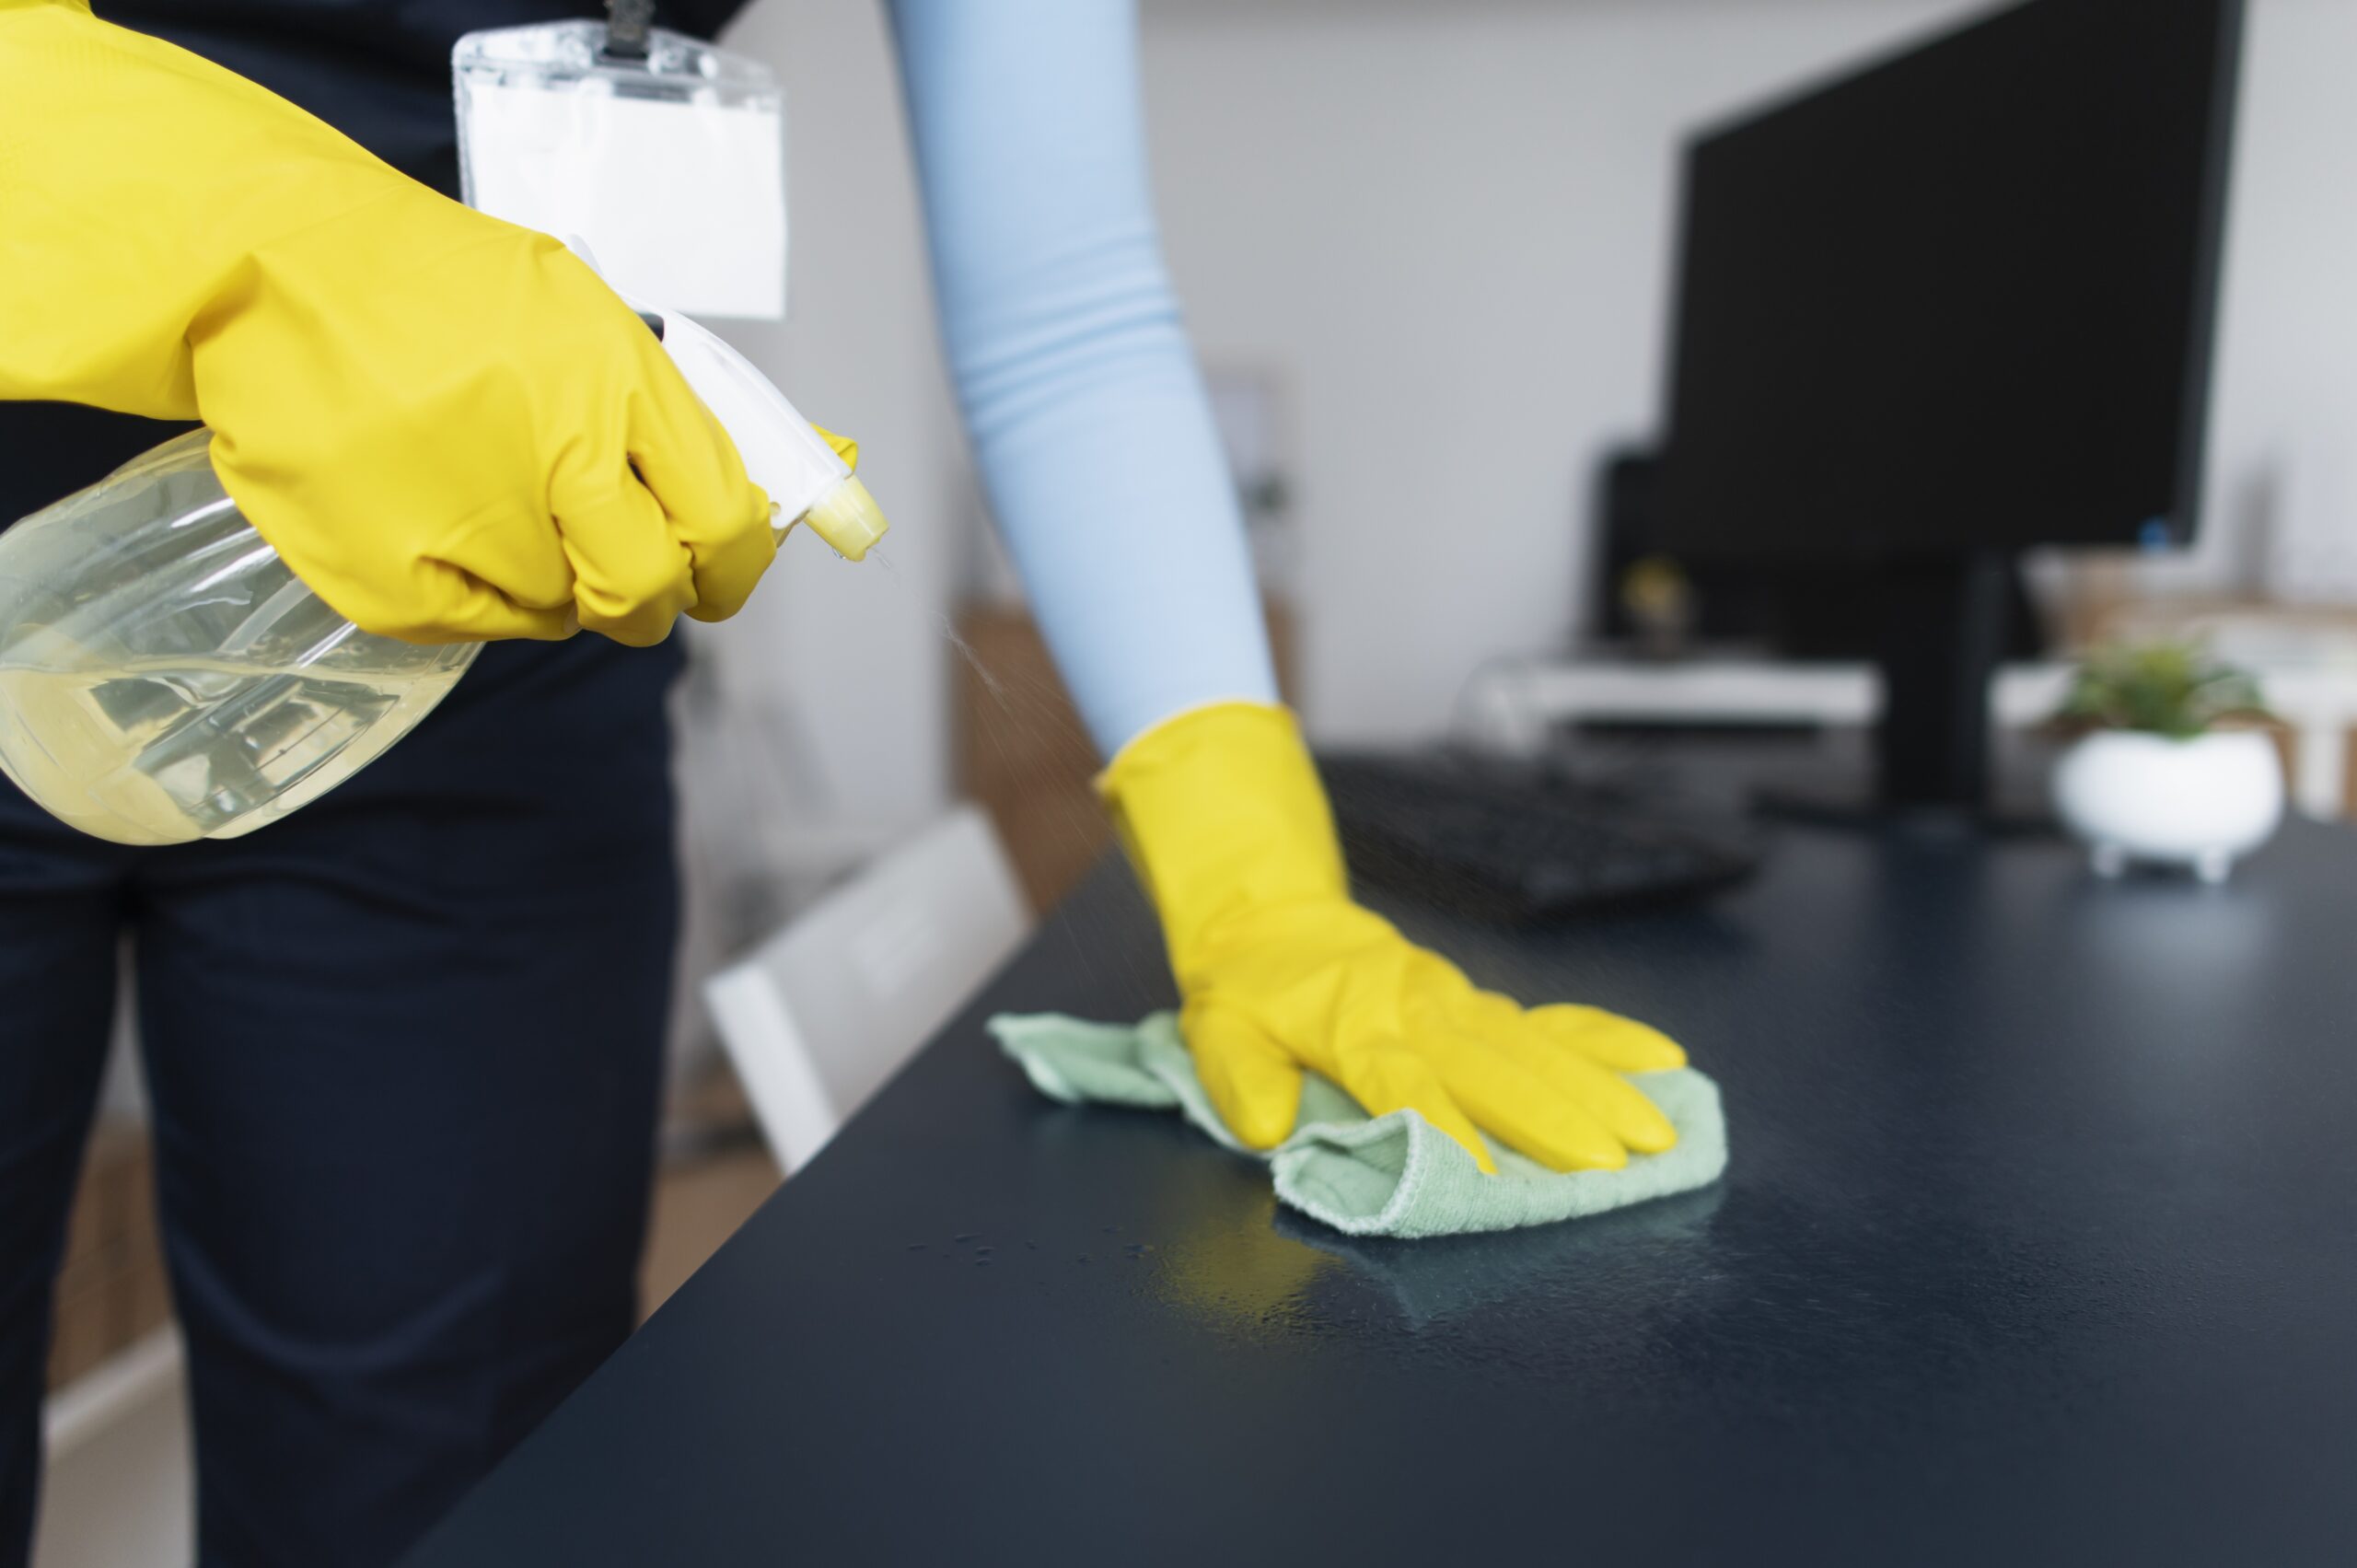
xmin=640 ymin=1060 xmax=783 ymax=1315
xmin=640 ymin=1145 xmax=782 ymax=1317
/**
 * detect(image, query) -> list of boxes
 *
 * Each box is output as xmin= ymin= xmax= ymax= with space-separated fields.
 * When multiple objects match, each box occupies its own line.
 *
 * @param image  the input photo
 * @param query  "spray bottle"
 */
xmin=0 ymin=309 xmax=883 ymax=845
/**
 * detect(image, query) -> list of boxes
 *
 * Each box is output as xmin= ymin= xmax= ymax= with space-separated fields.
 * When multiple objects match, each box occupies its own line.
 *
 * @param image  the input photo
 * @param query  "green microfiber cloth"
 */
xmin=991 ymin=1012 xmax=1728 ymax=1240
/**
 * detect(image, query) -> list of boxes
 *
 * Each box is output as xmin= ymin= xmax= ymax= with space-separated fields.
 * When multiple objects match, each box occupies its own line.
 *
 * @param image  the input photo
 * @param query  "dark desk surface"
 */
xmin=407 ymin=819 xmax=2357 ymax=1567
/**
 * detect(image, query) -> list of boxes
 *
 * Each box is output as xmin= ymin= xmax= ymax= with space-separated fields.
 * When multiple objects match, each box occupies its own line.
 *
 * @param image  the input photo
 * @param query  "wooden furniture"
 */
xmin=1459 ymin=656 xmax=2357 ymax=819
xmin=48 ymin=1121 xmax=169 ymax=1391
xmin=951 ymin=600 xmax=1296 ymax=912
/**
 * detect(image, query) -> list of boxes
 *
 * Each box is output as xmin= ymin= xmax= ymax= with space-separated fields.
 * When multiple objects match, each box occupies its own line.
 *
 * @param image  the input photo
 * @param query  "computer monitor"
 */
xmin=1655 ymin=0 xmax=2244 ymax=809
xmin=1590 ymin=446 xmax=2047 ymax=664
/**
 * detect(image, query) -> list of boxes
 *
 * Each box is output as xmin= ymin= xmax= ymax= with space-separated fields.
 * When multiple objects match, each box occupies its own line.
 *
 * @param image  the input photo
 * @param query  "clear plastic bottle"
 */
xmin=0 ymin=310 xmax=884 ymax=846
xmin=0 ymin=431 xmax=476 ymax=845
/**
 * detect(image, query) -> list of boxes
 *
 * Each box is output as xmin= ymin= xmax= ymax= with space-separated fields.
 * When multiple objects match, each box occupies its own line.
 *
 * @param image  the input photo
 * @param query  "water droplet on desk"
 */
xmin=906 ymin=1243 xmax=927 ymax=1251
xmin=954 ymin=1233 xmax=980 ymax=1243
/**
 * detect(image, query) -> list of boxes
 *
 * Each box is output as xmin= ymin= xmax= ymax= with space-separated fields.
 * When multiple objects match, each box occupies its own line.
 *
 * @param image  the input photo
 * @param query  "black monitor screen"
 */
xmin=1656 ymin=0 xmax=2241 ymax=562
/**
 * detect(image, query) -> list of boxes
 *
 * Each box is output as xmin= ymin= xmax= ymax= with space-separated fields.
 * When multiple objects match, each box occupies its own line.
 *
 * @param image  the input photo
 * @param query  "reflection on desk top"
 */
xmin=405 ymin=818 xmax=2357 ymax=1568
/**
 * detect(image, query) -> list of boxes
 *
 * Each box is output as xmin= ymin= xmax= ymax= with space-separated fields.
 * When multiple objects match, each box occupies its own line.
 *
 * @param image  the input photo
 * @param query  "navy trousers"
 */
xmin=2 ymin=2 xmax=702 ymax=1552
xmin=0 ymin=533 xmax=683 ymax=1567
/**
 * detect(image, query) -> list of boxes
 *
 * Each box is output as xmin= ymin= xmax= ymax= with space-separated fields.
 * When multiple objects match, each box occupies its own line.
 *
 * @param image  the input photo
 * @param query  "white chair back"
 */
xmin=703 ymin=807 xmax=1031 ymax=1173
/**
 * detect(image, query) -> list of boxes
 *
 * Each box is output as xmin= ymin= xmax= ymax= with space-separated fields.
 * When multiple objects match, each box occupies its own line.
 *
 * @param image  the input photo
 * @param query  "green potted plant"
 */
xmin=2049 ymin=641 xmax=2282 ymax=882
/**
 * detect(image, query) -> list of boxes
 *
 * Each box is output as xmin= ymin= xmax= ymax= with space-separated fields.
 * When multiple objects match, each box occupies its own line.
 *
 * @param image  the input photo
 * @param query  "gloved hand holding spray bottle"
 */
xmin=0 ymin=1 xmax=878 ymax=845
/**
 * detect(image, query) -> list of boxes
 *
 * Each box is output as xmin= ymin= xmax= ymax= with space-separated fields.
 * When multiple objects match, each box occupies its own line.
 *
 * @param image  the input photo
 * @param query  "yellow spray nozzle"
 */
xmin=796 ymin=477 xmax=889 ymax=562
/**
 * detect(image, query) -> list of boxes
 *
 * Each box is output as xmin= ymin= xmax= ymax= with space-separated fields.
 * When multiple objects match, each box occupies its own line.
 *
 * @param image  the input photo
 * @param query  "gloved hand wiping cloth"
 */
xmin=993 ymin=1011 xmax=1727 ymax=1239
xmin=1100 ymin=702 xmax=1693 ymax=1175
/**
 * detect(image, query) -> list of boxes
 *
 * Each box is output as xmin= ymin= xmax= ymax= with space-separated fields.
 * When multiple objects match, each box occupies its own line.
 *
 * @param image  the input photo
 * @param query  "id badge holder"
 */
xmin=453 ymin=2 xmax=788 ymax=319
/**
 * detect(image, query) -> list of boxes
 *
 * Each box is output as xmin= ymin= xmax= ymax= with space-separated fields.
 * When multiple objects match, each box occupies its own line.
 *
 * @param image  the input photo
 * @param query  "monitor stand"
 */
xmin=1757 ymin=552 xmax=2049 ymax=829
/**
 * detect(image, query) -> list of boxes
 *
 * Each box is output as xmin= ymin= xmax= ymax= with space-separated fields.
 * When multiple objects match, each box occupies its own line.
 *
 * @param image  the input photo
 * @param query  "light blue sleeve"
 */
xmin=885 ymin=0 xmax=1280 ymax=759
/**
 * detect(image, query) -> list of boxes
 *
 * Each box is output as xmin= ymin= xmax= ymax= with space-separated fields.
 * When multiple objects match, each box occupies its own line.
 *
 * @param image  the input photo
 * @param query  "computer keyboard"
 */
xmin=1318 ymin=750 xmax=1760 ymax=921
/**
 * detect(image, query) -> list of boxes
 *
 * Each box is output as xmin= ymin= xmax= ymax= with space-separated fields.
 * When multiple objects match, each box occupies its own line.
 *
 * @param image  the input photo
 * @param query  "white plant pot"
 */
xmin=2051 ymin=729 xmax=2284 ymax=883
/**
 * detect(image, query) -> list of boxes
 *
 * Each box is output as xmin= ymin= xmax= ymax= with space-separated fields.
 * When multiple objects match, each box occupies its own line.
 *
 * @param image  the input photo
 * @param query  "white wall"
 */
xmin=1139 ymin=0 xmax=1998 ymax=741
xmin=714 ymin=0 xmax=963 ymax=825
xmin=718 ymin=0 xmax=2357 ymax=782
xmin=2161 ymin=0 xmax=2357 ymax=604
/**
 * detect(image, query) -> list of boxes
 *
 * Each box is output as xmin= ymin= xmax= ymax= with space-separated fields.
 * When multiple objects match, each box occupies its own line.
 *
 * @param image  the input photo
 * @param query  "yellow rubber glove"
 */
xmin=1102 ymin=703 xmax=1688 ymax=1174
xmin=0 ymin=0 xmax=781 ymax=645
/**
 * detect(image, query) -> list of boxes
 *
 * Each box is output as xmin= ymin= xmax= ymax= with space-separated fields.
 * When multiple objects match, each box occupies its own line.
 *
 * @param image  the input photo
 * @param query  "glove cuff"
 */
xmin=1098 ymin=702 xmax=1348 ymax=971
xmin=0 ymin=1 xmax=426 ymax=416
